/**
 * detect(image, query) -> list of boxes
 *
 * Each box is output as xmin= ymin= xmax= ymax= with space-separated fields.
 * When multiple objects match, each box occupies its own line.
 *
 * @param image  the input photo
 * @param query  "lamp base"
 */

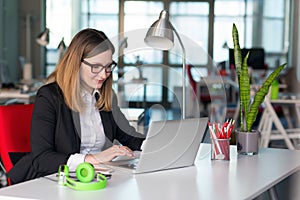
xmin=23 ymin=63 xmax=32 ymax=81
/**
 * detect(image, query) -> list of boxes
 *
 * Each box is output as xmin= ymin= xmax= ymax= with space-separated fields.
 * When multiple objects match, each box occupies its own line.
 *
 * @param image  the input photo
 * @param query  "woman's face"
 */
xmin=80 ymin=50 xmax=113 ymax=93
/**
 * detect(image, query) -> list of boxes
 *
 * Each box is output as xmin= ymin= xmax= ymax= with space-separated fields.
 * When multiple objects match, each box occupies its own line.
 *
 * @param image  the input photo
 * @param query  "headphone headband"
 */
xmin=58 ymin=163 xmax=107 ymax=191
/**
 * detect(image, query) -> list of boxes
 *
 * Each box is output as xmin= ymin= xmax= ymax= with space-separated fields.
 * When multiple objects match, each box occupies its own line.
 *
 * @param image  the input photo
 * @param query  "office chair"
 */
xmin=0 ymin=104 xmax=34 ymax=185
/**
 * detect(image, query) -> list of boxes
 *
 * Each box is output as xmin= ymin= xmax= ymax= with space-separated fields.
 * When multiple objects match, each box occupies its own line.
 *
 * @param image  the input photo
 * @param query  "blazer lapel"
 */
xmin=72 ymin=111 xmax=81 ymax=139
xmin=100 ymin=111 xmax=114 ymax=150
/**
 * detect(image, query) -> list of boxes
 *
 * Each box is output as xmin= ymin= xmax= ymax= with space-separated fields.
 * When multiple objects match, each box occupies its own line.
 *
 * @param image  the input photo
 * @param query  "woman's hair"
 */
xmin=47 ymin=28 xmax=115 ymax=112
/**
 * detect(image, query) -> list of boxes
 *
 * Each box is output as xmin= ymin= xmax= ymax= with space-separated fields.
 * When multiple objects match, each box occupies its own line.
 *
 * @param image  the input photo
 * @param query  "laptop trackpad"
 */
xmin=111 ymin=151 xmax=141 ymax=162
xmin=108 ymin=158 xmax=139 ymax=169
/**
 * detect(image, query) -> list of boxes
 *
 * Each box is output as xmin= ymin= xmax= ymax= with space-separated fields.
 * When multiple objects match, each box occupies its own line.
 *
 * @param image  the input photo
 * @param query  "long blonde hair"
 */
xmin=47 ymin=28 xmax=115 ymax=112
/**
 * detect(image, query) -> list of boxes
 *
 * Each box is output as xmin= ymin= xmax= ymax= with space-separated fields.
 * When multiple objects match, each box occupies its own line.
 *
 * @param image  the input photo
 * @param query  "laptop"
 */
xmin=106 ymin=117 xmax=208 ymax=174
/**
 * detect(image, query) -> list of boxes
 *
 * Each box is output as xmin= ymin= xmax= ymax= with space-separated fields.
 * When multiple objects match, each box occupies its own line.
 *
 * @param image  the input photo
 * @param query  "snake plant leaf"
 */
xmin=232 ymin=23 xmax=245 ymax=130
xmin=232 ymin=24 xmax=242 ymax=79
xmin=232 ymin=23 xmax=286 ymax=132
xmin=246 ymin=63 xmax=286 ymax=131
xmin=240 ymin=52 xmax=251 ymax=131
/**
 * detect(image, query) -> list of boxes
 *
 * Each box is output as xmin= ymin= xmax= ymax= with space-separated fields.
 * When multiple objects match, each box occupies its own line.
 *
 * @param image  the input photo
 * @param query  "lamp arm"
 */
xmin=171 ymin=24 xmax=187 ymax=119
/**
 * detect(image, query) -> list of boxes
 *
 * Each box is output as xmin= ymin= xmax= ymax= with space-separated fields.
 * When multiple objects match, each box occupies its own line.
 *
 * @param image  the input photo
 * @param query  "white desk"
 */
xmin=1 ymin=144 xmax=300 ymax=200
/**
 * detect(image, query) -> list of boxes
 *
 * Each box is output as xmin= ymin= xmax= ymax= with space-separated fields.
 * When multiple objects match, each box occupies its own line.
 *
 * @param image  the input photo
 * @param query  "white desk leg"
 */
xmin=259 ymin=109 xmax=267 ymax=147
xmin=265 ymin=100 xmax=295 ymax=149
xmin=259 ymin=108 xmax=273 ymax=148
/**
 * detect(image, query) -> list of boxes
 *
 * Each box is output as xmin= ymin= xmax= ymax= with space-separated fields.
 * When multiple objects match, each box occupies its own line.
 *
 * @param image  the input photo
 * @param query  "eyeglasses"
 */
xmin=82 ymin=60 xmax=117 ymax=74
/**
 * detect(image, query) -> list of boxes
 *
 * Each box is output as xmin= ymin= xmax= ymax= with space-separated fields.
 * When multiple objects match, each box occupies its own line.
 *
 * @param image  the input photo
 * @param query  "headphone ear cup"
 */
xmin=76 ymin=162 xmax=95 ymax=183
xmin=57 ymin=164 xmax=69 ymax=185
xmin=62 ymin=162 xmax=107 ymax=191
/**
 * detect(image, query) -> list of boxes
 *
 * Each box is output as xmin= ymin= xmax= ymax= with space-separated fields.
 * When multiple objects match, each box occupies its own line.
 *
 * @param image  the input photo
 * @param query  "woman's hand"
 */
xmin=84 ymin=145 xmax=134 ymax=165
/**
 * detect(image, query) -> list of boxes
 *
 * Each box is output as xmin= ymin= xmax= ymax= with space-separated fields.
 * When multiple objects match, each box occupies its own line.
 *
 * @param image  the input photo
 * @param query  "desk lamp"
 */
xmin=144 ymin=10 xmax=187 ymax=119
xmin=36 ymin=28 xmax=66 ymax=62
xmin=57 ymin=37 xmax=66 ymax=60
xmin=36 ymin=28 xmax=50 ymax=46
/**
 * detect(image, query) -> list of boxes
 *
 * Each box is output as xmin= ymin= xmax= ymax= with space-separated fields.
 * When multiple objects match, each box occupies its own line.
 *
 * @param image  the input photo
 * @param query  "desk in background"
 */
xmin=0 ymin=79 xmax=44 ymax=105
xmin=120 ymin=108 xmax=145 ymax=134
xmin=1 ymin=144 xmax=300 ymax=200
xmin=259 ymin=96 xmax=300 ymax=149
xmin=116 ymin=78 xmax=148 ymax=109
xmin=0 ymin=89 xmax=36 ymax=105
xmin=196 ymin=76 xmax=239 ymax=120
xmin=270 ymin=98 xmax=300 ymax=128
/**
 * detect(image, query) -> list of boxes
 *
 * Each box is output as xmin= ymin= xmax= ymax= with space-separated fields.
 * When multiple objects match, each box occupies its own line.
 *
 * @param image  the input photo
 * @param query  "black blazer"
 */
xmin=8 ymin=82 xmax=145 ymax=184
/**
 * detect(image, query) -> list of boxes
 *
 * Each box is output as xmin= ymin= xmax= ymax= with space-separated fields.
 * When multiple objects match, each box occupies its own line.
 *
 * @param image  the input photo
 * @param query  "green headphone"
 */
xmin=58 ymin=162 xmax=107 ymax=191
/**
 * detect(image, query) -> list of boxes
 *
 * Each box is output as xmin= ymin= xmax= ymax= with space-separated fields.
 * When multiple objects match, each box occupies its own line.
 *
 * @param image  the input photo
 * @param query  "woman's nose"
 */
xmin=97 ymin=69 xmax=108 ymax=79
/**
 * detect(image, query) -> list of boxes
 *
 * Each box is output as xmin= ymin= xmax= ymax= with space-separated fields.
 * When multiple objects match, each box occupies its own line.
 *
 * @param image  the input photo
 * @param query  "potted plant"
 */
xmin=232 ymin=23 xmax=286 ymax=155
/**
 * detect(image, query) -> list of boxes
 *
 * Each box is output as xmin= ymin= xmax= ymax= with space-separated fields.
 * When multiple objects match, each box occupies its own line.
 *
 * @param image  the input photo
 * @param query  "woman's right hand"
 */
xmin=84 ymin=145 xmax=134 ymax=165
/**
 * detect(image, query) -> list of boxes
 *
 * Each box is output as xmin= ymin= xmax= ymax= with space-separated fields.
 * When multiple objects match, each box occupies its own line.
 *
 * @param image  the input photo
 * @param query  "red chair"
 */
xmin=0 ymin=104 xmax=34 ymax=185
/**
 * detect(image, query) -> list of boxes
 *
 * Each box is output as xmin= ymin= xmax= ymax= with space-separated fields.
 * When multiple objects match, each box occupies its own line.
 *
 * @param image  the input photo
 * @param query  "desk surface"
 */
xmin=1 ymin=144 xmax=300 ymax=200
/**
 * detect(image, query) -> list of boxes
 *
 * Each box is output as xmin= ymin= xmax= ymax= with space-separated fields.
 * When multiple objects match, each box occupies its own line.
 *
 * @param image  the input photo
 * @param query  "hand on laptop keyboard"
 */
xmin=111 ymin=151 xmax=141 ymax=162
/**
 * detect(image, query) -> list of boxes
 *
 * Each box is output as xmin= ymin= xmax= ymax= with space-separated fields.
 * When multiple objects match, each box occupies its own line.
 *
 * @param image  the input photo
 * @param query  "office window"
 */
xmin=81 ymin=0 xmax=119 ymax=38
xmin=45 ymin=0 xmax=119 ymax=76
xmin=169 ymin=2 xmax=209 ymax=66
xmin=123 ymin=0 xmax=163 ymax=65
xmin=168 ymin=2 xmax=210 ymax=102
xmin=123 ymin=1 xmax=210 ymax=105
xmin=45 ymin=0 xmax=290 ymax=109
xmin=262 ymin=0 xmax=286 ymax=66
xmin=214 ymin=0 xmax=246 ymax=63
xmin=123 ymin=1 xmax=164 ymax=103
xmin=214 ymin=0 xmax=288 ymax=69
xmin=45 ymin=0 xmax=73 ymax=76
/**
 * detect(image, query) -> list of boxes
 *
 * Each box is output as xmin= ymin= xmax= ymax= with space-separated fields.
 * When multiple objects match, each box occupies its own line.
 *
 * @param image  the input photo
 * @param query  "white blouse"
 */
xmin=67 ymin=89 xmax=106 ymax=171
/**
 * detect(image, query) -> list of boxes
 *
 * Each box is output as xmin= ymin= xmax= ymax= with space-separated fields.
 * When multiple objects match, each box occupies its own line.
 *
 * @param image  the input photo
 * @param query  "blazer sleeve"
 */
xmin=110 ymin=92 xmax=146 ymax=150
xmin=8 ymin=83 xmax=80 ymax=184
xmin=30 ymin=84 xmax=80 ymax=175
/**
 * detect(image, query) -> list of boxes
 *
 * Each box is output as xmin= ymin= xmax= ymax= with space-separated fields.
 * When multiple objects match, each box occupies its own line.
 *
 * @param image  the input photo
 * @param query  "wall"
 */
xmin=0 ymin=0 xmax=44 ymax=83
xmin=0 ymin=0 xmax=18 ymax=82
xmin=18 ymin=0 xmax=44 ymax=80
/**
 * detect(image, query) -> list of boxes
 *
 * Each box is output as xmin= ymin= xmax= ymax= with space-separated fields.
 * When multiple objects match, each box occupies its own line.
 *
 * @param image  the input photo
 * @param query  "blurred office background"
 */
xmin=0 ymin=0 xmax=298 ymax=114
xmin=2 ymin=1 xmax=300 ymax=198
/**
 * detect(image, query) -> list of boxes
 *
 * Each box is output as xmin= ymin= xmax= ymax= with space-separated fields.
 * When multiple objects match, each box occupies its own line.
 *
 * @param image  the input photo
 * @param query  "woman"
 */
xmin=8 ymin=28 xmax=145 ymax=184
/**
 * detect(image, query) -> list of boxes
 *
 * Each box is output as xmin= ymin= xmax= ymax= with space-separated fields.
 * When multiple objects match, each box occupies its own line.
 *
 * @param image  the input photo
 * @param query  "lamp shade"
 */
xmin=57 ymin=37 xmax=66 ymax=61
xmin=57 ymin=37 xmax=66 ymax=50
xmin=36 ymin=28 xmax=49 ymax=46
xmin=144 ymin=10 xmax=174 ymax=50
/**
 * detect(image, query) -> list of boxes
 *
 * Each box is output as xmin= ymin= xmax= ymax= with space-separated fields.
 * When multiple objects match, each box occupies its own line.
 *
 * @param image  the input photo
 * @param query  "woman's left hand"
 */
xmin=84 ymin=145 xmax=134 ymax=165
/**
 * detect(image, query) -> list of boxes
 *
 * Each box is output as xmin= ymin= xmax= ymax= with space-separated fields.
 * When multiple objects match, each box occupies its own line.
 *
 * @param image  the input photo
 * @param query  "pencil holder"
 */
xmin=211 ymin=138 xmax=231 ymax=161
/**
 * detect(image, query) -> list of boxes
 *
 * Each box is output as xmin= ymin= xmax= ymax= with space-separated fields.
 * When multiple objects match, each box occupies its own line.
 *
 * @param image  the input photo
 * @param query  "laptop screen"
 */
xmin=135 ymin=117 xmax=208 ymax=173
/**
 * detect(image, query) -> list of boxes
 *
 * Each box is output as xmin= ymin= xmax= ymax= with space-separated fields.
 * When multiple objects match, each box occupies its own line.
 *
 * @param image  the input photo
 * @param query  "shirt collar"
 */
xmin=92 ymin=89 xmax=100 ymax=98
xmin=81 ymin=88 xmax=99 ymax=98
